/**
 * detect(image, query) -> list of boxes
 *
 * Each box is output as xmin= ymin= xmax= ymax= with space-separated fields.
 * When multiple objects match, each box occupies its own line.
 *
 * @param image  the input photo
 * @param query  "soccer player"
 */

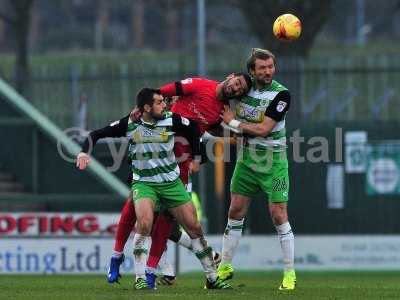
xmin=77 ymin=88 xmax=231 ymax=290
xmin=218 ymin=48 xmax=296 ymax=290
xmin=106 ymin=72 xmax=252 ymax=284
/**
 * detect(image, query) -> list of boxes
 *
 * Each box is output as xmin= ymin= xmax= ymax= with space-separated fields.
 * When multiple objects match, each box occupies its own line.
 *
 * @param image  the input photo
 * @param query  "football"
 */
xmin=273 ymin=14 xmax=302 ymax=41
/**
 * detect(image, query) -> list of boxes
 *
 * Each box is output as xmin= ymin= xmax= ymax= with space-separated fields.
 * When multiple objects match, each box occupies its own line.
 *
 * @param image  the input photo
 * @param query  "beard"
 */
xmin=256 ymin=76 xmax=272 ymax=86
xmin=151 ymin=110 xmax=165 ymax=120
xmin=222 ymin=82 xmax=240 ymax=100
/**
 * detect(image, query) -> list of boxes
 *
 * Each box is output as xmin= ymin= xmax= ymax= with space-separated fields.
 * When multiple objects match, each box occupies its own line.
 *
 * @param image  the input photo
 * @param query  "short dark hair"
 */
xmin=233 ymin=72 xmax=252 ymax=94
xmin=136 ymin=88 xmax=160 ymax=112
xmin=246 ymin=48 xmax=276 ymax=73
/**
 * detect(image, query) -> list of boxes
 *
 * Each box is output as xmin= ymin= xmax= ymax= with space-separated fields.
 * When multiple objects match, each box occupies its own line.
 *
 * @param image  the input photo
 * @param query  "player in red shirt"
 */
xmin=108 ymin=73 xmax=252 ymax=286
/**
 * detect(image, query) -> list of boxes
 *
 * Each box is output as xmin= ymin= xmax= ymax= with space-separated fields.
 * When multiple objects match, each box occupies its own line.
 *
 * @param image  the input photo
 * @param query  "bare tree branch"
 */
xmin=236 ymin=0 xmax=334 ymax=57
xmin=8 ymin=0 xmax=35 ymax=95
xmin=10 ymin=0 xmax=33 ymax=12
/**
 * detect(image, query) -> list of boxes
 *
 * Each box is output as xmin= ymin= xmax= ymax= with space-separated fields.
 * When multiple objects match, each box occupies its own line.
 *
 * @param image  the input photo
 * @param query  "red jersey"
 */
xmin=159 ymin=77 xmax=224 ymax=133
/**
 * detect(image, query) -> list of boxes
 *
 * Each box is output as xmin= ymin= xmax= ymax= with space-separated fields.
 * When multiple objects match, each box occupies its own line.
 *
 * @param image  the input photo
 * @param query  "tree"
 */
xmin=94 ymin=0 xmax=109 ymax=51
xmin=131 ymin=0 xmax=145 ymax=48
xmin=0 ymin=0 xmax=34 ymax=95
xmin=235 ymin=0 xmax=333 ymax=57
xmin=165 ymin=0 xmax=179 ymax=49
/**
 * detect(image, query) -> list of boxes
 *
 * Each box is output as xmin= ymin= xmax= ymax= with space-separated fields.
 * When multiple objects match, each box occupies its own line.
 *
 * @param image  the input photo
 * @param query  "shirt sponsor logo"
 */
xmin=131 ymin=127 xmax=169 ymax=143
xmin=236 ymin=103 xmax=264 ymax=122
xmin=142 ymin=128 xmax=155 ymax=136
xmin=188 ymin=103 xmax=208 ymax=125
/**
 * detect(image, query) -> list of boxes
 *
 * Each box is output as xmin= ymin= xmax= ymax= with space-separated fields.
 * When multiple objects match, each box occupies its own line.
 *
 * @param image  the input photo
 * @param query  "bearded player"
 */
xmin=107 ymin=72 xmax=252 ymax=285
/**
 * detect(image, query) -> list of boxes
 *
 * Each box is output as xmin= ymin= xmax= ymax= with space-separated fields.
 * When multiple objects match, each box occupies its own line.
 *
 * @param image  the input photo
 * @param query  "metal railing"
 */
xmin=3 ymin=54 xmax=400 ymax=129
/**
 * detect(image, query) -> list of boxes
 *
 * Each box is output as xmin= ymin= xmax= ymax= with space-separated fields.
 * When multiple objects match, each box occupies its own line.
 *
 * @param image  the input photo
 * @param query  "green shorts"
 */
xmin=230 ymin=147 xmax=289 ymax=202
xmin=131 ymin=178 xmax=191 ymax=209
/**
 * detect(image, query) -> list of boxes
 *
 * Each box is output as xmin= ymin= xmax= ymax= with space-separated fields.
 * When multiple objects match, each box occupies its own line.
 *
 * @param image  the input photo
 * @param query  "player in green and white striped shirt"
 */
xmin=218 ymin=48 xmax=296 ymax=290
xmin=77 ymin=88 xmax=230 ymax=290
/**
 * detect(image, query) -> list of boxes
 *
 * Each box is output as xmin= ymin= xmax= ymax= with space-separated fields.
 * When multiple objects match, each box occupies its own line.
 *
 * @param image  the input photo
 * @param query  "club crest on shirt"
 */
xmin=132 ymin=188 xmax=139 ymax=198
xmin=276 ymin=101 xmax=287 ymax=112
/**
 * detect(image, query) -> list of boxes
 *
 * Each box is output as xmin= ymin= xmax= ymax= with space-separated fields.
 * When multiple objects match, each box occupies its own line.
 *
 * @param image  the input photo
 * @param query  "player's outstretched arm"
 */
xmin=76 ymin=115 xmax=129 ymax=170
xmin=240 ymin=117 xmax=277 ymax=137
xmin=222 ymin=90 xmax=290 ymax=137
xmin=222 ymin=106 xmax=276 ymax=137
xmin=159 ymin=78 xmax=197 ymax=97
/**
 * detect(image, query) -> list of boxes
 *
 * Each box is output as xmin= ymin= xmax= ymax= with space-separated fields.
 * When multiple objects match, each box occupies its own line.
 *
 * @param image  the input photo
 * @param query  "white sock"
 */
xmin=133 ymin=234 xmax=150 ymax=280
xmin=191 ymin=237 xmax=217 ymax=282
xmin=112 ymin=251 xmax=123 ymax=258
xmin=157 ymin=247 xmax=175 ymax=277
xmin=275 ymin=222 xmax=295 ymax=271
xmin=177 ymin=230 xmax=193 ymax=251
xmin=220 ymin=218 xmax=244 ymax=265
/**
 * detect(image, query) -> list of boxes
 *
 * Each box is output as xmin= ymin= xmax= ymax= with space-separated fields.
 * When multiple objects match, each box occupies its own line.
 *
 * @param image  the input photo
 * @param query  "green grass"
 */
xmin=0 ymin=271 xmax=399 ymax=300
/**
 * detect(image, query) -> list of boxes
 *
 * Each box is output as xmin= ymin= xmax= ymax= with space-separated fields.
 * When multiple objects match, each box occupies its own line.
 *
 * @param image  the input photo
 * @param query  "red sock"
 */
xmin=113 ymin=199 xmax=136 ymax=252
xmin=147 ymin=213 xmax=174 ymax=269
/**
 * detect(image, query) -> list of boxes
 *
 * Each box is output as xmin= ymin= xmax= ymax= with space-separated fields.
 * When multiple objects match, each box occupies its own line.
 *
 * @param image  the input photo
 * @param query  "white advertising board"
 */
xmin=2 ymin=235 xmax=400 ymax=273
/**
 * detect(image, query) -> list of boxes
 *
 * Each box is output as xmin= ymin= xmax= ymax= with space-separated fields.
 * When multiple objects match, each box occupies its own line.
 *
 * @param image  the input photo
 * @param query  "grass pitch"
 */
xmin=0 ymin=271 xmax=399 ymax=300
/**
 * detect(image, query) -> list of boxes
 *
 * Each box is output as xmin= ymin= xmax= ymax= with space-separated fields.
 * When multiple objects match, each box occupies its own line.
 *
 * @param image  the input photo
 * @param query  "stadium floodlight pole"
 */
xmin=174 ymin=0 xmax=208 ymax=277
xmin=196 ymin=0 xmax=208 ymax=232
xmin=356 ymin=0 xmax=365 ymax=45
xmin=197 ymin=0 xmax=206 ymax=77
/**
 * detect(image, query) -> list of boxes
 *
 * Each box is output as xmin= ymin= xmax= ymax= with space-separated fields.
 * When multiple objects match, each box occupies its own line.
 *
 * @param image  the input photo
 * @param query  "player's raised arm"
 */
xmin=76 ymin=115 xmax=130 ymax=170
xmin=223 ymin=90 xmax=291 ymax=137
xmin=158 ymin=78 xmax=200 ymax=97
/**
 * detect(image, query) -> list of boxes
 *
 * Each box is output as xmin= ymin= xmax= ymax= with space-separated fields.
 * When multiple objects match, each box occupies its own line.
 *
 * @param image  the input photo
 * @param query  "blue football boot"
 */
xmin=107 ymin=254 xmax=125 ymax=283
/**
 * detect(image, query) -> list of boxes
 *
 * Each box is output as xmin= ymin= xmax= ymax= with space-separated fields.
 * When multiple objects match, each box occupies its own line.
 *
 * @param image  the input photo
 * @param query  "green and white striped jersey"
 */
xmin=82 ymin=112 xmax=201 ymax=184
xmin=127 ymin=114 xmax=179 ymax=182
xmin=235 ymin=80 xmax=290 ymax=151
